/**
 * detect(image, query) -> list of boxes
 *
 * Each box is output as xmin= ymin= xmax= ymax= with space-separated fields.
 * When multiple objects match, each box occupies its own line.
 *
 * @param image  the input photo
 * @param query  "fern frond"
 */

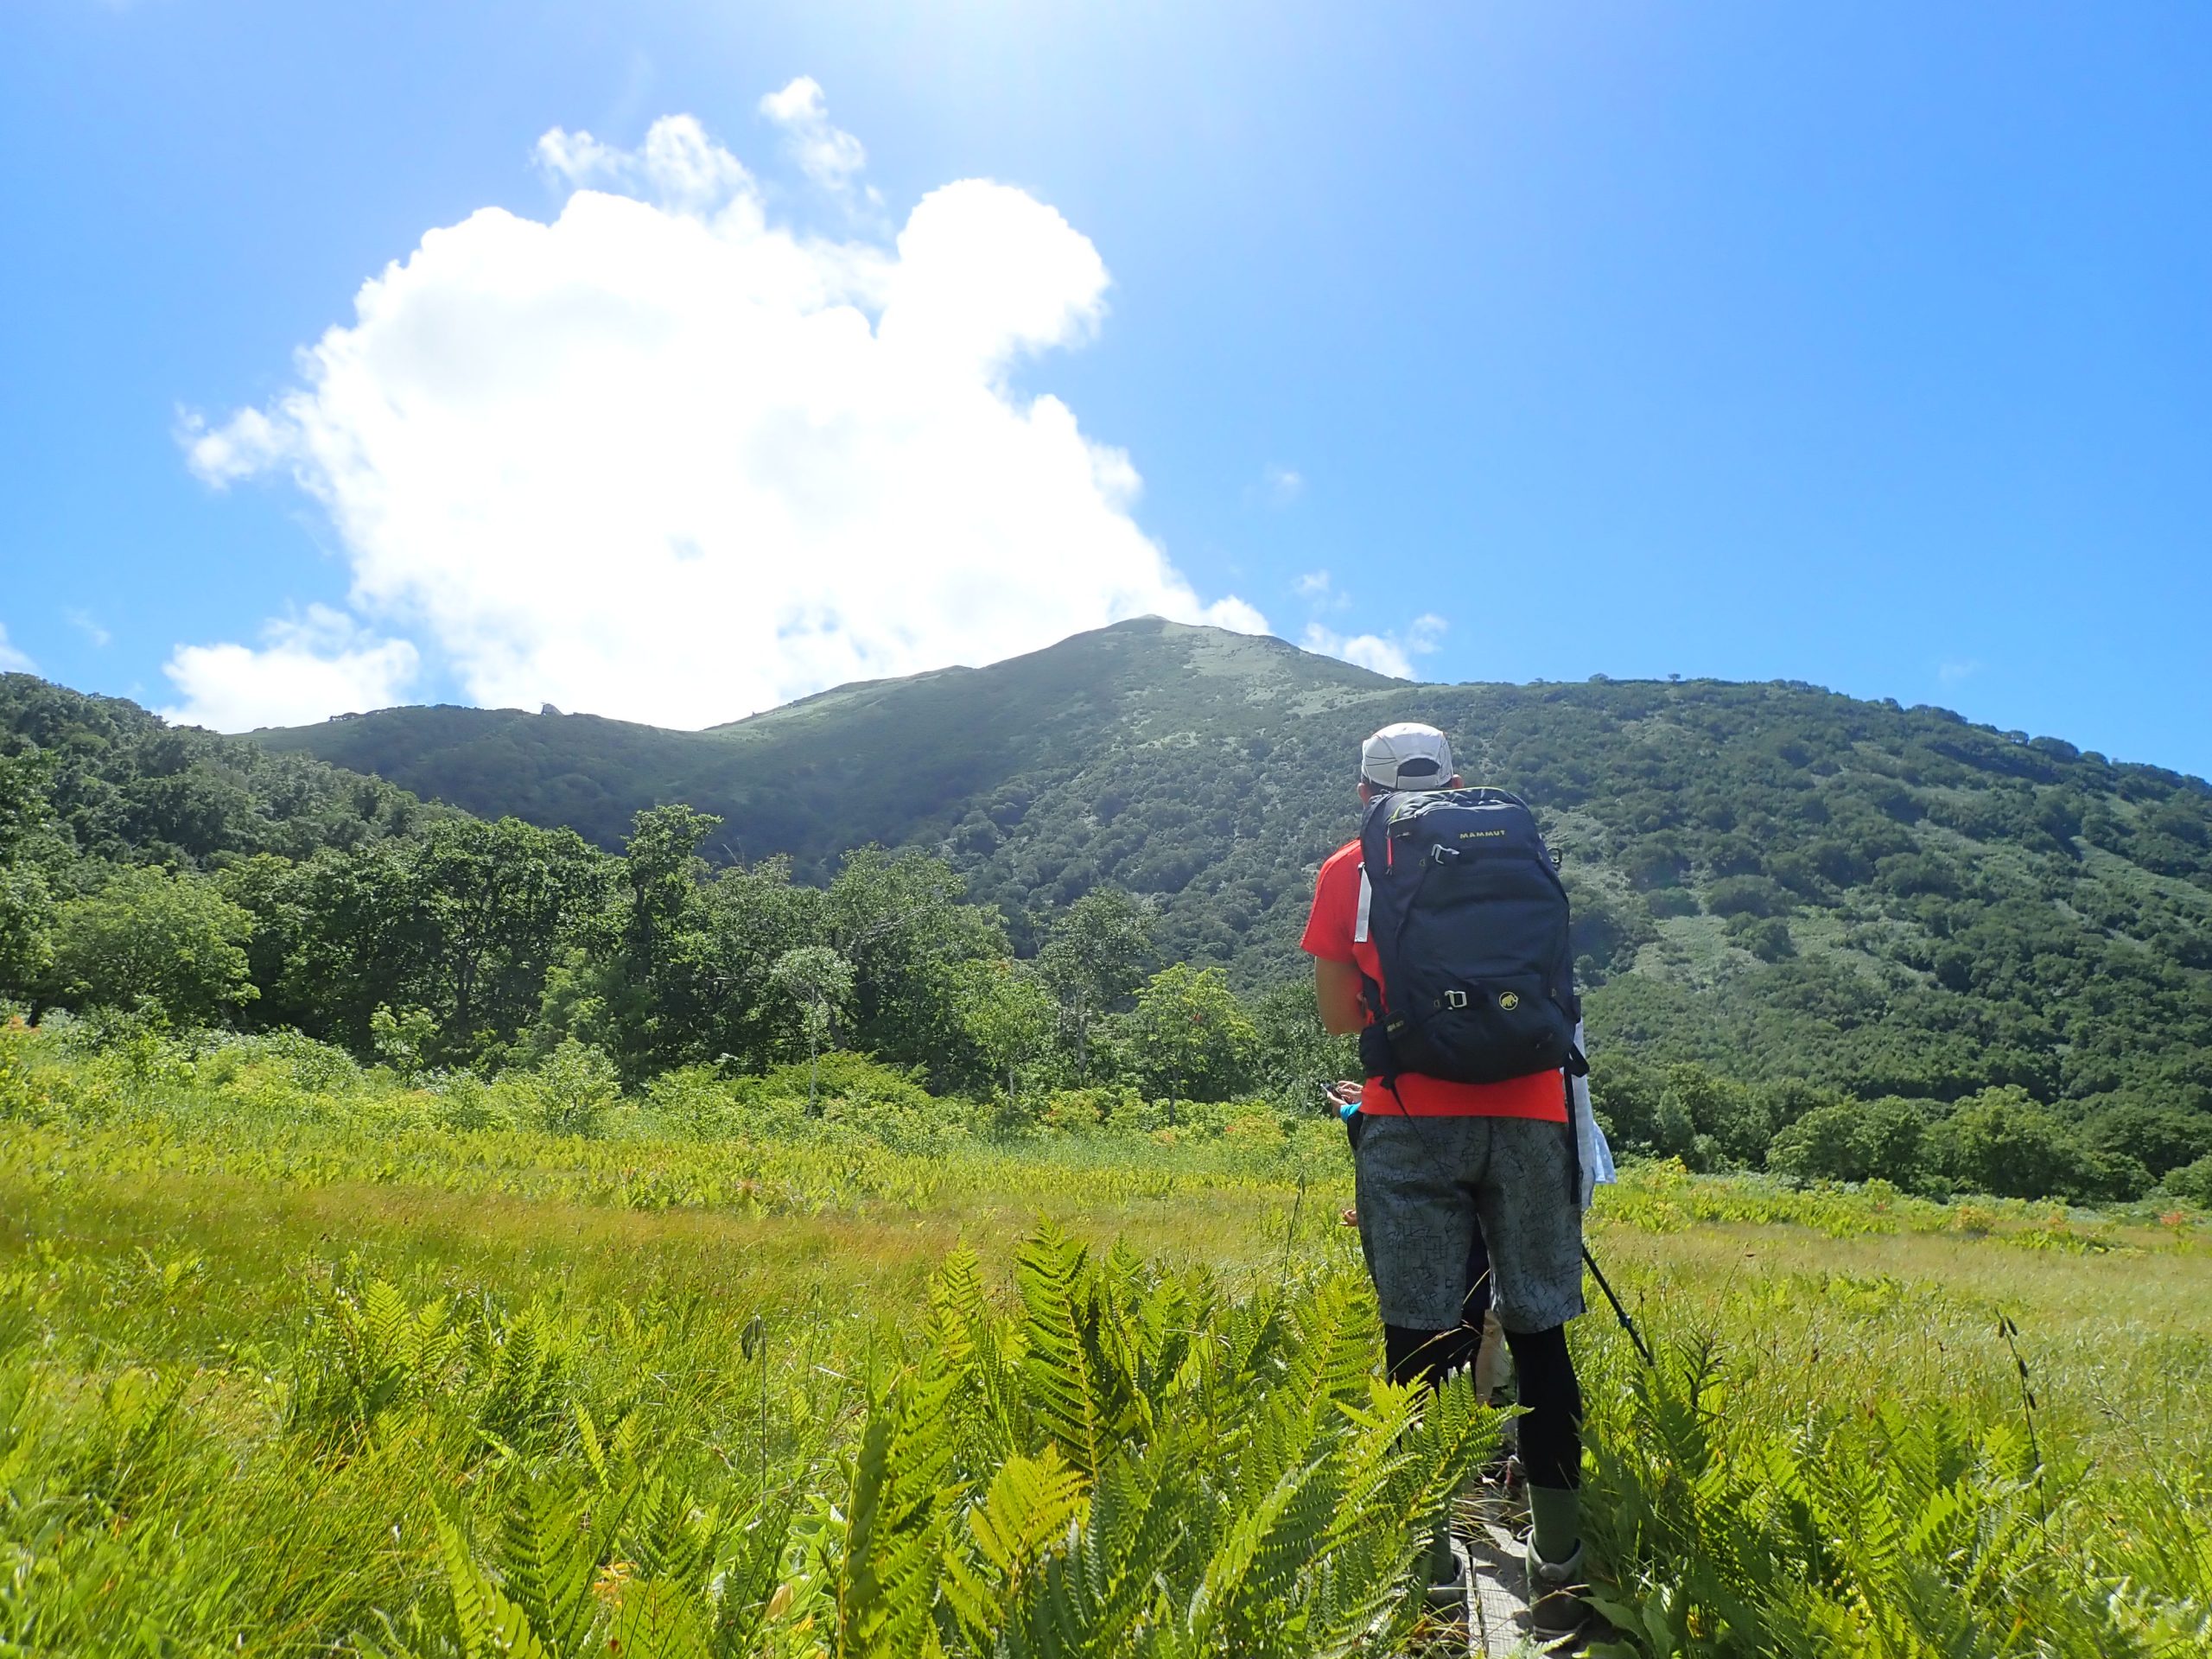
xmin=498 ymin=1474 xmax=602 ymax=1659
xmin=434 ymin=1507 xmax=495 ymax=1659
xmin=971 ymin=1446 xmax=1090 ymax=1577
xmin=480 ymin=1583 xmax=556 ymax=1659
xmin=1014 ymin=1224 xmax=1110 ymax=1482
xmin=607 ymin=1580 xmax=711 ymax=1659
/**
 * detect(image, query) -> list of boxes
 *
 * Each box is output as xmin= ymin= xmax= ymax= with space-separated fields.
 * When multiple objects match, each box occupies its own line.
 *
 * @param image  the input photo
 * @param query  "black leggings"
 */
xmin=1384 ymin=1320 xmax=1582 ymax=1490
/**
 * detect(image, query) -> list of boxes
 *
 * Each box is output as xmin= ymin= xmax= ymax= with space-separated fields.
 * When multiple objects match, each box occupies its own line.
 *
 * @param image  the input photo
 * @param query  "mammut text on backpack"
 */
xmin=1356 ymin=787 xmax=1586 ymax=1087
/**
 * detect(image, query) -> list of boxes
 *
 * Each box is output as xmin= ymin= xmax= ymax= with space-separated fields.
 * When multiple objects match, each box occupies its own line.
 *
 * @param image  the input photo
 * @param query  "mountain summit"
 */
xmin=251 ymin=618 xmax=1397 ymax=868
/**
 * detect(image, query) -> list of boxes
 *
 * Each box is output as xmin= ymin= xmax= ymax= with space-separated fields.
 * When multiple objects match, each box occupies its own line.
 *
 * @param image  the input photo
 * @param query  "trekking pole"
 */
xmin=1582 ymin=1246 xmax=1654 ymax=1368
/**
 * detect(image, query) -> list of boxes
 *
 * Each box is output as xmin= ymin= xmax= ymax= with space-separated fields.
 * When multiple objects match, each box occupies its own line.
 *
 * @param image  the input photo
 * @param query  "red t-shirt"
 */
xmin=1301 ymin=838 xmax=1567 ymax=1121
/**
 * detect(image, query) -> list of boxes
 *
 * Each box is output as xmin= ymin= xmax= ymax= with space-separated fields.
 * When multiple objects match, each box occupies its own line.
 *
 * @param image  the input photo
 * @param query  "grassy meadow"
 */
xmin=2 ymin=1022 xmax=2209 ymax=1656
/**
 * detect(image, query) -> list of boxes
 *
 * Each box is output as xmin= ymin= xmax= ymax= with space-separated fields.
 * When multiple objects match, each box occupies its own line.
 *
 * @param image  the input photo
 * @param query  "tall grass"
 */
xmin=2 ymin=1024 xmax=2207 ymax=1654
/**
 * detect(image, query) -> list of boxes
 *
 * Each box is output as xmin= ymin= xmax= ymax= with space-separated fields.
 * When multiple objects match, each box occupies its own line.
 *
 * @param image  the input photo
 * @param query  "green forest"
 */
xmin=5 ymin=614 xmax=2212 ymax=1209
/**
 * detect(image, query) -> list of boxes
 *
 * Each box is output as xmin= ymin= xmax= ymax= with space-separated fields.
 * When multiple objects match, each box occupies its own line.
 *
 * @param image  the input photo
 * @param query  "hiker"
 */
xmin=1302 ymin=721 xmax=1601 ymax=1633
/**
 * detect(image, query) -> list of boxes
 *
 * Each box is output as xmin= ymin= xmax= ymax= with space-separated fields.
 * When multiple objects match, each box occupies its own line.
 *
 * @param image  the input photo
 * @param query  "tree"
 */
xmin=1855 ymin=1096 xmax=1933 ymax=1185
xmin=2165 ymin=1154 xmax=2212 ymax=1208
xmin=1655 ymin=1065 xmax=1770 ymax=1168
xmin=2082 ymin=1099 xmax=2212 ymax=1180
xmin=0 ymin=864 xmax=53 ymax=1001
xmin=0 ymin=749 xmax=55 ymax=999
xmin=0 ymin=747 xmax=54 ymax=864
xmin=1766 ymin=1103 xmax=1863 ymax=1183
xmin=1588 ymin=1055 xmax=1664 ymax=1150
xmin=1247 ymin=978 xmax=1357 ymax=1109
xmin=771 ymin=945 xmax=855 ymax=1114
xmin=691 ymin=857 xmax=819 ymax=1070
xmin=597 ymin=805 xmax=723 ymax=1078
xmin=1767 ymin=1097 xmax=1926 ymax=1187
xmin=1115 ymin=964 xmax=1260 ymax=1121
xmin=1036 ymin=887 xmax=1153 ymax=1081
xmin=47 ymin=866 xmax=257 ymax=1021
xmin=825 ymin=848 xmax=1006 ymax=1081
xmin=957 ymin=960 xmax=1057 ymax=1112
xmin=251 ymin=842 xmax=428 ymax=1048
xmin=406 ymin=817 xmax=612 ymax=1059
xmin=1932 ymin=1087 xmax=2093 ymax=1201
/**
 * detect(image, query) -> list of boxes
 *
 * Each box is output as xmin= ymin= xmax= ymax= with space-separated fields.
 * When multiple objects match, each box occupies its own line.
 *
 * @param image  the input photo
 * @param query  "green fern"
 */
xmin=1013 ymin=1223 xmax=1118 ymax=1484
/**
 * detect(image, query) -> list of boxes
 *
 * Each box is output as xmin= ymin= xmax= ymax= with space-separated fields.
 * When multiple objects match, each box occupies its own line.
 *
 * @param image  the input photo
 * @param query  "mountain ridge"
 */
xmin=10 ymin=622 xmax=2212 ymax=1154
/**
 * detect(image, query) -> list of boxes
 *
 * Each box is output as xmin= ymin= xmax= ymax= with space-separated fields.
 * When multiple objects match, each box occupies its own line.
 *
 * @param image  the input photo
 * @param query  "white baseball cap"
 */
xmin=1360 ymin=722 xmax=1454 ymax=791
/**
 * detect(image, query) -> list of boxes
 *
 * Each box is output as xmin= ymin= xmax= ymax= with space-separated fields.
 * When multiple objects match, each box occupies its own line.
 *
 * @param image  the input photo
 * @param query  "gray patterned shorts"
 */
xmin=1353 ymin=1112 xmax=1586 ymax=1333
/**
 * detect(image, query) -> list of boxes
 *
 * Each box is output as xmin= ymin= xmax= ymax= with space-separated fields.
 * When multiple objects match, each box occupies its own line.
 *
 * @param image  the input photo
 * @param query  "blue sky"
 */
xmin=3 ymin=2 xmax=2208 ymax=776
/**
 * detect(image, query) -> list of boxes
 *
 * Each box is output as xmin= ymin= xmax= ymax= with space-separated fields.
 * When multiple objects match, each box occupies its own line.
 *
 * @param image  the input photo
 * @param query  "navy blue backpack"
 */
xmin=1355 ymin=786 xmax=1587 ymax=1090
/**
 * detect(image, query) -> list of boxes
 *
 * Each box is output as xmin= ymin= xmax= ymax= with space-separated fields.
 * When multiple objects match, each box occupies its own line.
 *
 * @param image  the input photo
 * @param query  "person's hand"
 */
xmin=1340 ymin=1206 xmax=1360 ymax=1228
xmin=1325 ymin=1080 xmax=1363 ymax=1107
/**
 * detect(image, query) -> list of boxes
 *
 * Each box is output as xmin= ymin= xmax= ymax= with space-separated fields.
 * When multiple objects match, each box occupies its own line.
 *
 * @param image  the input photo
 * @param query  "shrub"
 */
xmin=0 ymin=1019 xmax=35 ymax=1122
xmin=1032 ymin=1086 xmax=1142 ymax=1132
xmin=746 ymin=1051 xmax=939 ymax=1116
xmin=431 ymin=1071 xmax=516 ymax=1132
xmin=640 ymin=1065 xmax=744 ymax=1139
xmin=2160 ymin=1153 xmax=2212 ymax=1209
xmin=1727 ymin=913 xmax=1796 ymax=961
xmin=1706 ymin=874 xmax=1786 ymax=918
xmin=207 ymin=1027 xmax=362 ymax=1094
xmin=530 ymin=1038 xmax=621 ymax=1136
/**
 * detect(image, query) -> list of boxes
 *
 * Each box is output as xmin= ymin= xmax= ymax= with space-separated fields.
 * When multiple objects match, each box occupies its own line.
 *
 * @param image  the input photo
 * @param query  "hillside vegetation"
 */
xmin=238 ymin=619 xmax=2212 ymax=1198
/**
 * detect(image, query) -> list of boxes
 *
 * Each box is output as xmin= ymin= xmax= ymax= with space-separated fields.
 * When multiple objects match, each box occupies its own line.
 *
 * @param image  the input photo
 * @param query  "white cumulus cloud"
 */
xmin=1304 ymin=626 xmax=1413 ymax=679
xmin=180 ymin=405 xmax=287 ymax=487
xmin=759 ymin=77 xmax=868 ymax=192
xmin=532 ymin=114 xmax=753 ymax=215
xmin=162 ymin=606 xmax=420 ymax=730
xmin=175 ymin=102 xmax=1267 ymax=730
xmin=1302 ymin=613 xmax=1446 ymax=682
xmin=0 ymin=623 xmax=35 ymax=674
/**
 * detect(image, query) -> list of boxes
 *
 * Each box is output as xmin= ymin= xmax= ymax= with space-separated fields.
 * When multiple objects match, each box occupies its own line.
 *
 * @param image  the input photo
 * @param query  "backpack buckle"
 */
xmin=1442 ymin=989 xmax=1469 ymax=1010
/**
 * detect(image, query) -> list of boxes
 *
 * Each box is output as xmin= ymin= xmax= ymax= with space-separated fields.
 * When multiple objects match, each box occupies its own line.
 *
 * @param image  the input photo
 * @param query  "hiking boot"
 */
xmin=1424 ymin=1520 xmax=1462 ymax=1608
xmin=1425 ymin=1554 xmax=1467 ymax=1610
xmin=1522 ymin=1534 xmax=1588 ymax=1637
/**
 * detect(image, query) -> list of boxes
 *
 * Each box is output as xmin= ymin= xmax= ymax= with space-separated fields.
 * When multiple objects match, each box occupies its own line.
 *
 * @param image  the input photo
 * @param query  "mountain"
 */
xmin=248 ymin=618 xmax=2212 ymax=1117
